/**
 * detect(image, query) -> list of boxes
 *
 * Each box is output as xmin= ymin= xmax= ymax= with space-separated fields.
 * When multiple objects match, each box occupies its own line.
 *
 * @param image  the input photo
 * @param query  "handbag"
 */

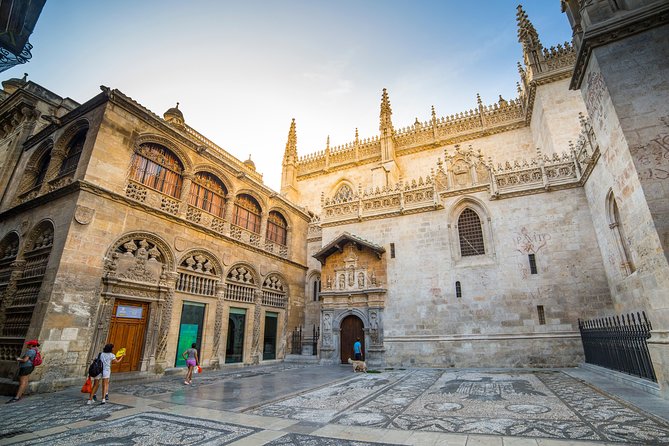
xmin=81 ymin=376 xmax=92 ymax=393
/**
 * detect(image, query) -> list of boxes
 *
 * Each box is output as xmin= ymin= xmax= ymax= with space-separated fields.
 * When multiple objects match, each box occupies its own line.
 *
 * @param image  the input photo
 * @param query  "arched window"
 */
xmin=458 ymin=208 xmax=485 ymax=256
xmin=312 ymin=276 xmax=321 ymax=301
xmin=232 ymin=194 xmax=261 ymax=233
xmin=129 ymin=143 xmax=183 ymax=198
xmin=607 ymin=192 xmax=635 ymax=275
xmin=266 ymin=211 xmax=287 ymax=245
xmin=59 ymin=128 xmax=87 ymax=175
xmin=33 ymin=151 xmax=51 ymax=188
xmin=189 ymin=172 xmax=227 ymax=218
xmin=333 ymin=184 xmax=354 ymax=202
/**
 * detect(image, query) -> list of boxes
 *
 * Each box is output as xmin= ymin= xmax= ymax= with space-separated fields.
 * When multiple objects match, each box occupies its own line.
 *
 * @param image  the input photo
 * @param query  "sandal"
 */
xmin=6 ymin=397 xmax=20 ymax=404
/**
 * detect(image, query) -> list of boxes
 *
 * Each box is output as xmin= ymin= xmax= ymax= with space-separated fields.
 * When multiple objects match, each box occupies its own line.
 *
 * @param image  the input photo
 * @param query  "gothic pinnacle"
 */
xmin=283 ymin=118 xmax=297 ymax=164
xmin=379 ymin=88 xmax=394 ymax=133
xmin=516 ymin=4 xmax=541 ymax=49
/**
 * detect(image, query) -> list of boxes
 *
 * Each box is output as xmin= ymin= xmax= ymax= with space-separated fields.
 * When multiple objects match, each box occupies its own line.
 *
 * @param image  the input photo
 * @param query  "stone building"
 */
xmin=0 ymin=0 xmax=668 ymax=399
xmin=283 ymin=0 xmax=669 ymax=398
xmin=0 ymin=77 xmax=309 ymax=392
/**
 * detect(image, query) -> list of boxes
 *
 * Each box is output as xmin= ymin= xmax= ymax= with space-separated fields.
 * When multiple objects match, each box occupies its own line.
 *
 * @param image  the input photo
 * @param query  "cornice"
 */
xmin=570 ymin=3 xmax=669 ymax=89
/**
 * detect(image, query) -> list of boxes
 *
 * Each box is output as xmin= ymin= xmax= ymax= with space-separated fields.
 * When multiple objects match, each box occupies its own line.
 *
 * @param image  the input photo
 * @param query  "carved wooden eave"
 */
xmin=569 ymin=2 xmax=669 ymax=89
xmin=313 ymin=232 xmax=385 ymax=265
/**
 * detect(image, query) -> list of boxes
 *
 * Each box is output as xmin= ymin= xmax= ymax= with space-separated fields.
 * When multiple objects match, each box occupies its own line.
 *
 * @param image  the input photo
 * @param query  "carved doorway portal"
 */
xmin=340 ymin=315 xmax=364 ymax=364
xmin=108 ymin=299 xmax=149 ymax=373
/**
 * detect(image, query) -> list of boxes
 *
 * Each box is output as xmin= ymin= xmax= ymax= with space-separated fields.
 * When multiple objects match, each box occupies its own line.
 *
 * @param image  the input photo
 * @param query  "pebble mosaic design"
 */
xmin=11 ymin=412 xmax=259 ymax=445
xmin=249 ymin=370 xmax=669 ymax=444
xmin=267 ymin=433 xmax=400 ymax=446
xmin=0 ymin=393 xmax=127 ymax=439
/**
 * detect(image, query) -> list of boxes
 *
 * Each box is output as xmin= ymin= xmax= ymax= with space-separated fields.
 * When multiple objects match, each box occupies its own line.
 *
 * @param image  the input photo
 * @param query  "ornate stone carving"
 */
xmin=74 ymin=205 xmax=95 ymax=225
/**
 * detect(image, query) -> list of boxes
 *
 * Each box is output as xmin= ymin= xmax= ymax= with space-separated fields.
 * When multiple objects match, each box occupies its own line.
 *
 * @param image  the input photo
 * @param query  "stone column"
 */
xmin=178 ymin=173 xmax=194 ymax=217
xmin=250 ymin=289 xmax=263 ymax=364
xmin=210 ymin=282 xmax=226 ymax=368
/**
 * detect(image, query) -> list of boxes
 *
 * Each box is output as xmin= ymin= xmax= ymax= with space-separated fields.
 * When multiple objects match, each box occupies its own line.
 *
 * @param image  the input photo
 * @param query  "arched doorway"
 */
xmin=340 ymin=315 xmax=364 ymax=363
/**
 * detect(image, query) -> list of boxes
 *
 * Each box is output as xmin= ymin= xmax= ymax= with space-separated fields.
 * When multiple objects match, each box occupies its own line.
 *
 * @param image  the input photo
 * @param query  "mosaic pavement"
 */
xmin=248 ymin=369 xmax=669 ymax=444
xmin=0 ymin=393 xmax=128 ymax=439
xmin=266 ymin=433 xmax=399 ymax=446
xmin=11 ymin=412 xmax=259 ymax=445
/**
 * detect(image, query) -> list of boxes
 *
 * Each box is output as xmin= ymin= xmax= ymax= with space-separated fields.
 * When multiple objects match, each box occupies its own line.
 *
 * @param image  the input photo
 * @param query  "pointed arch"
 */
xmin=448 ymin=196 xmax=495 ymax=261
xmin=331 ymin=181 xmax=355 ymax=203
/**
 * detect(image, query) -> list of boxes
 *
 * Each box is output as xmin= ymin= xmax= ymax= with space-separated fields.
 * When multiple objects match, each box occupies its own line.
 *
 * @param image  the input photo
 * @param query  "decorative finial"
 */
xmin=175 ymin=102 xmax=179 ymax=109
xmin=431 ymin=105 xmax=436 ymax=120
xmin=476 ymin=93 xmax=482 ymax=107
xmin=22 ymin=73 xmax=28 ymax=82
xmin=516 ymin=4 xmax=542 ymax=49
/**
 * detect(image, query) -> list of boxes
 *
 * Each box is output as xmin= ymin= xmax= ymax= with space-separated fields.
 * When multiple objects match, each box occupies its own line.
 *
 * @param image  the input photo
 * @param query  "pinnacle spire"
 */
xmin=516 ymin=4 xmax=542 ymax=50
xmin=379 ymin=88 xmax=394 ymax=134
xmin=283 ymin=118 xmax=297 ymax=165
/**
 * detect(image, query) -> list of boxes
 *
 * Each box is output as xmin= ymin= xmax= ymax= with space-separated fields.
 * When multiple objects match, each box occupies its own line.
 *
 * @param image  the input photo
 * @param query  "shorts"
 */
xmin=18 ymin=366 xmax=34 ymax=376
xmin=186 ymin=359 xmax=197 ymax=367
xmin=354 ymin=353 xmax=362 ymax=361
xmin=92 ymin=370 xmax=111 ymax=380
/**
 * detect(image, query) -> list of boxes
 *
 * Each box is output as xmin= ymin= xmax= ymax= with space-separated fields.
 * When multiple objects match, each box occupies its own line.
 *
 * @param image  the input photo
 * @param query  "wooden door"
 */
xmin=107 ymin=299 xmax=149 ymax=373
xmin=340 ymin=315 xmax=364 ymax=364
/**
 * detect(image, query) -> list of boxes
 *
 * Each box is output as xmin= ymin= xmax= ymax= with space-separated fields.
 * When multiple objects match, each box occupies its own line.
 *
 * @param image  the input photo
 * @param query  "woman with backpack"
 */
xmin=6 ymin=339 xmax=41 ymax=403
xmin=87 ymin=343 xmax=124 ymax=405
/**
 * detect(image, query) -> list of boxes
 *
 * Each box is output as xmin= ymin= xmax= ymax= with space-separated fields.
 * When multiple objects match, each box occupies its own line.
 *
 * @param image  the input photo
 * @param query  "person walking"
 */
xmin=6 ymin=339 xmax=40 ymax=403
xmin=87 ymin=343 xmax=124 ymax=405
xmin=182 ymin=343 xmax=199 ymax=385
xmin=353 ymin=337 xmax=362 ymax=361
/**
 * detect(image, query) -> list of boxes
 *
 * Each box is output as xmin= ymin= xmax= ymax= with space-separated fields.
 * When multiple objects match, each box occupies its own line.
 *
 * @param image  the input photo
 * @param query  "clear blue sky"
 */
xmin=4 ymin=1 xmax=572 ymax=190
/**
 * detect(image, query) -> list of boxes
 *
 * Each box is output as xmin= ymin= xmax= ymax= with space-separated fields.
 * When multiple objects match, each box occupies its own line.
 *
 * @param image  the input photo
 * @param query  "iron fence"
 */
xmin=578 ymin=311 xmax=656 ymax=382
xmin=290 ymin=325 xmax=319 ymax=355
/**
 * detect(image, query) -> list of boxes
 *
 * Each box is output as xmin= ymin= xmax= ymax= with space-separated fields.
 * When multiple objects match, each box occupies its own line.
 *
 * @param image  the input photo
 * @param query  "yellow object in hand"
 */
xmin=115 ymin=347 xmax=126 ymax=358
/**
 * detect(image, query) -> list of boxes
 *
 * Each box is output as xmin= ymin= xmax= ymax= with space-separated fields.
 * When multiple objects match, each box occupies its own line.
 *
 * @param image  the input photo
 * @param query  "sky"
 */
xmin=4 ymin=1 xmax=573 ymax=191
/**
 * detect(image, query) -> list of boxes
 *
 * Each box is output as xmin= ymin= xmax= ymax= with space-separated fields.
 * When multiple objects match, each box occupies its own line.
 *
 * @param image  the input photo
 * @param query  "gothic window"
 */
xmin=33 ymin=151 xmax=51 ymax=188
xmin=266 ymin=211 xmax=287 ymax=246
xmin=333 ymin=184 xmax=354 ymax=202
xmin=130 ymin=142 xmax=184 ymax=198
xmin=2 ymin=221 xmax=53 ymax=340
xmin=457 ymin=208 xmax=485 ymax=256
xmin=606 ymin=191 xmax=635 ymax=275
xmin=225 ymin=265 xmax=257 ymax=304
xmin=232 ymin=194 xmax=261 ymax=233
xmin=189 ymin=172 xmax=227 ymax=218
xmin=310 ymin=275 xmax=321 ymax=301
xmin=262 ymin=273 xmax=287 ymax=308
xmin=176 ymin=251 xmax=219 ymax=297
xmin=58 ymin=128 xmax=87 ymax=175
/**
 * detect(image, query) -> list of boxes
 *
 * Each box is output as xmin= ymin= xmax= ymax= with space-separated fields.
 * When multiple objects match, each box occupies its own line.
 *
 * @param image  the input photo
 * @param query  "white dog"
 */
xmin=347 ymin=357 xmax=367 ymax=373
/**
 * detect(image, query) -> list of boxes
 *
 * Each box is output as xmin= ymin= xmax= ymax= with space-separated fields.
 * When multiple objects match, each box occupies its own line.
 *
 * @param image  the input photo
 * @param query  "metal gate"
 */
xmin=290 ymin=325 xmax=319 ymax=355
xmin=578 ymin=311 xmax=656 ymax=382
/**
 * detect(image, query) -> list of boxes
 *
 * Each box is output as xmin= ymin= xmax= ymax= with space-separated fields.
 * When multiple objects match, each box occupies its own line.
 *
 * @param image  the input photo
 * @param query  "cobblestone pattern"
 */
xmin=0 ymin=393 xmax=128 ymax=439
xmin=11 ymin=412 xmax=259 ymax=445
xmin=267 ymin=433 xmax=398 ymax=445
xmin=250 ymin=370 xmax=669 ymax=444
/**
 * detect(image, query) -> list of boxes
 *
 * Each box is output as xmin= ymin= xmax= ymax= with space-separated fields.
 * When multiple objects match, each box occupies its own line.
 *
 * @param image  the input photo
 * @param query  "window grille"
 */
xmin=455 ymin=281 xmax=462 ymax=298
xmin=529 ymin=254 xmax=537 ymax=274
xmin=189 ymin=172 xmax=227 ymax=218
xmin=458 ymin=208 xmax=485 ymax=257
xmin=537 ymin=305 xmax=546 ymax=325
xmin=225 ymin=283 xmax=255 ymax=303
xmin=266 ymin=211 xmax=287 ymax=245
xmin=176 ymin=272 xmax=217 ymax=296
xmin=130 ymin=143 xmax=184 ymax=198
xmin=59 ymin=129 xmax=87 ymax=175
xmin=262 ymin=290 xmax=287 ymax=308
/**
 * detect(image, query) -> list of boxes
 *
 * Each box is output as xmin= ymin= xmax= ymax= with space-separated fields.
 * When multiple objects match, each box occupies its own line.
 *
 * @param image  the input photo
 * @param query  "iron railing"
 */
xmin=578 ymin=311 xmax=656 ymax=382
xmin=290 ymin=325 xmax=319 ymax=355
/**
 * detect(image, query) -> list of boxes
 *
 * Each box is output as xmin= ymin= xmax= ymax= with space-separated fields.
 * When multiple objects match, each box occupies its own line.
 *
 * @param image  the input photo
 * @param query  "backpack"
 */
xmin=88 ymin=353 xmax=103 ymax=377
xmin=31 ymin=350 xmax=42 ymax=367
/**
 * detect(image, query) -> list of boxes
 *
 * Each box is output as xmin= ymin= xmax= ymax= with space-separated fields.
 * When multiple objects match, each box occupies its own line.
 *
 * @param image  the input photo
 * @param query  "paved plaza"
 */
xmin=0 ymin=364 xmax=668 ymax=445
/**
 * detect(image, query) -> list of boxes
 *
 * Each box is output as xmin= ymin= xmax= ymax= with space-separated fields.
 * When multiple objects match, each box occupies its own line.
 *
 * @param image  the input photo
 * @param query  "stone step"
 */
xmin=283 ymin=354 xmax=320 ymax=364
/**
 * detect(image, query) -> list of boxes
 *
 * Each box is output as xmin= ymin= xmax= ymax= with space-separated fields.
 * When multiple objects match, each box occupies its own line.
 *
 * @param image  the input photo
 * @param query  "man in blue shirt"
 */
xmin=353 ymin=338 xmax=362 ymax=360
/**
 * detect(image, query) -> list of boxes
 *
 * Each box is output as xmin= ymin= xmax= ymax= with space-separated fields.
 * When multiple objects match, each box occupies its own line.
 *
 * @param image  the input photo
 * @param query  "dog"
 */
xmin=347 ymin=357 xmax=367 ymax=373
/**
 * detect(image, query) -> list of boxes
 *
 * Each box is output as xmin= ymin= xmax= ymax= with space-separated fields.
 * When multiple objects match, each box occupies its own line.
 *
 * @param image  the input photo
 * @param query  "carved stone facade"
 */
xmin=0 ymin=78 xmax=309 ymax=392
